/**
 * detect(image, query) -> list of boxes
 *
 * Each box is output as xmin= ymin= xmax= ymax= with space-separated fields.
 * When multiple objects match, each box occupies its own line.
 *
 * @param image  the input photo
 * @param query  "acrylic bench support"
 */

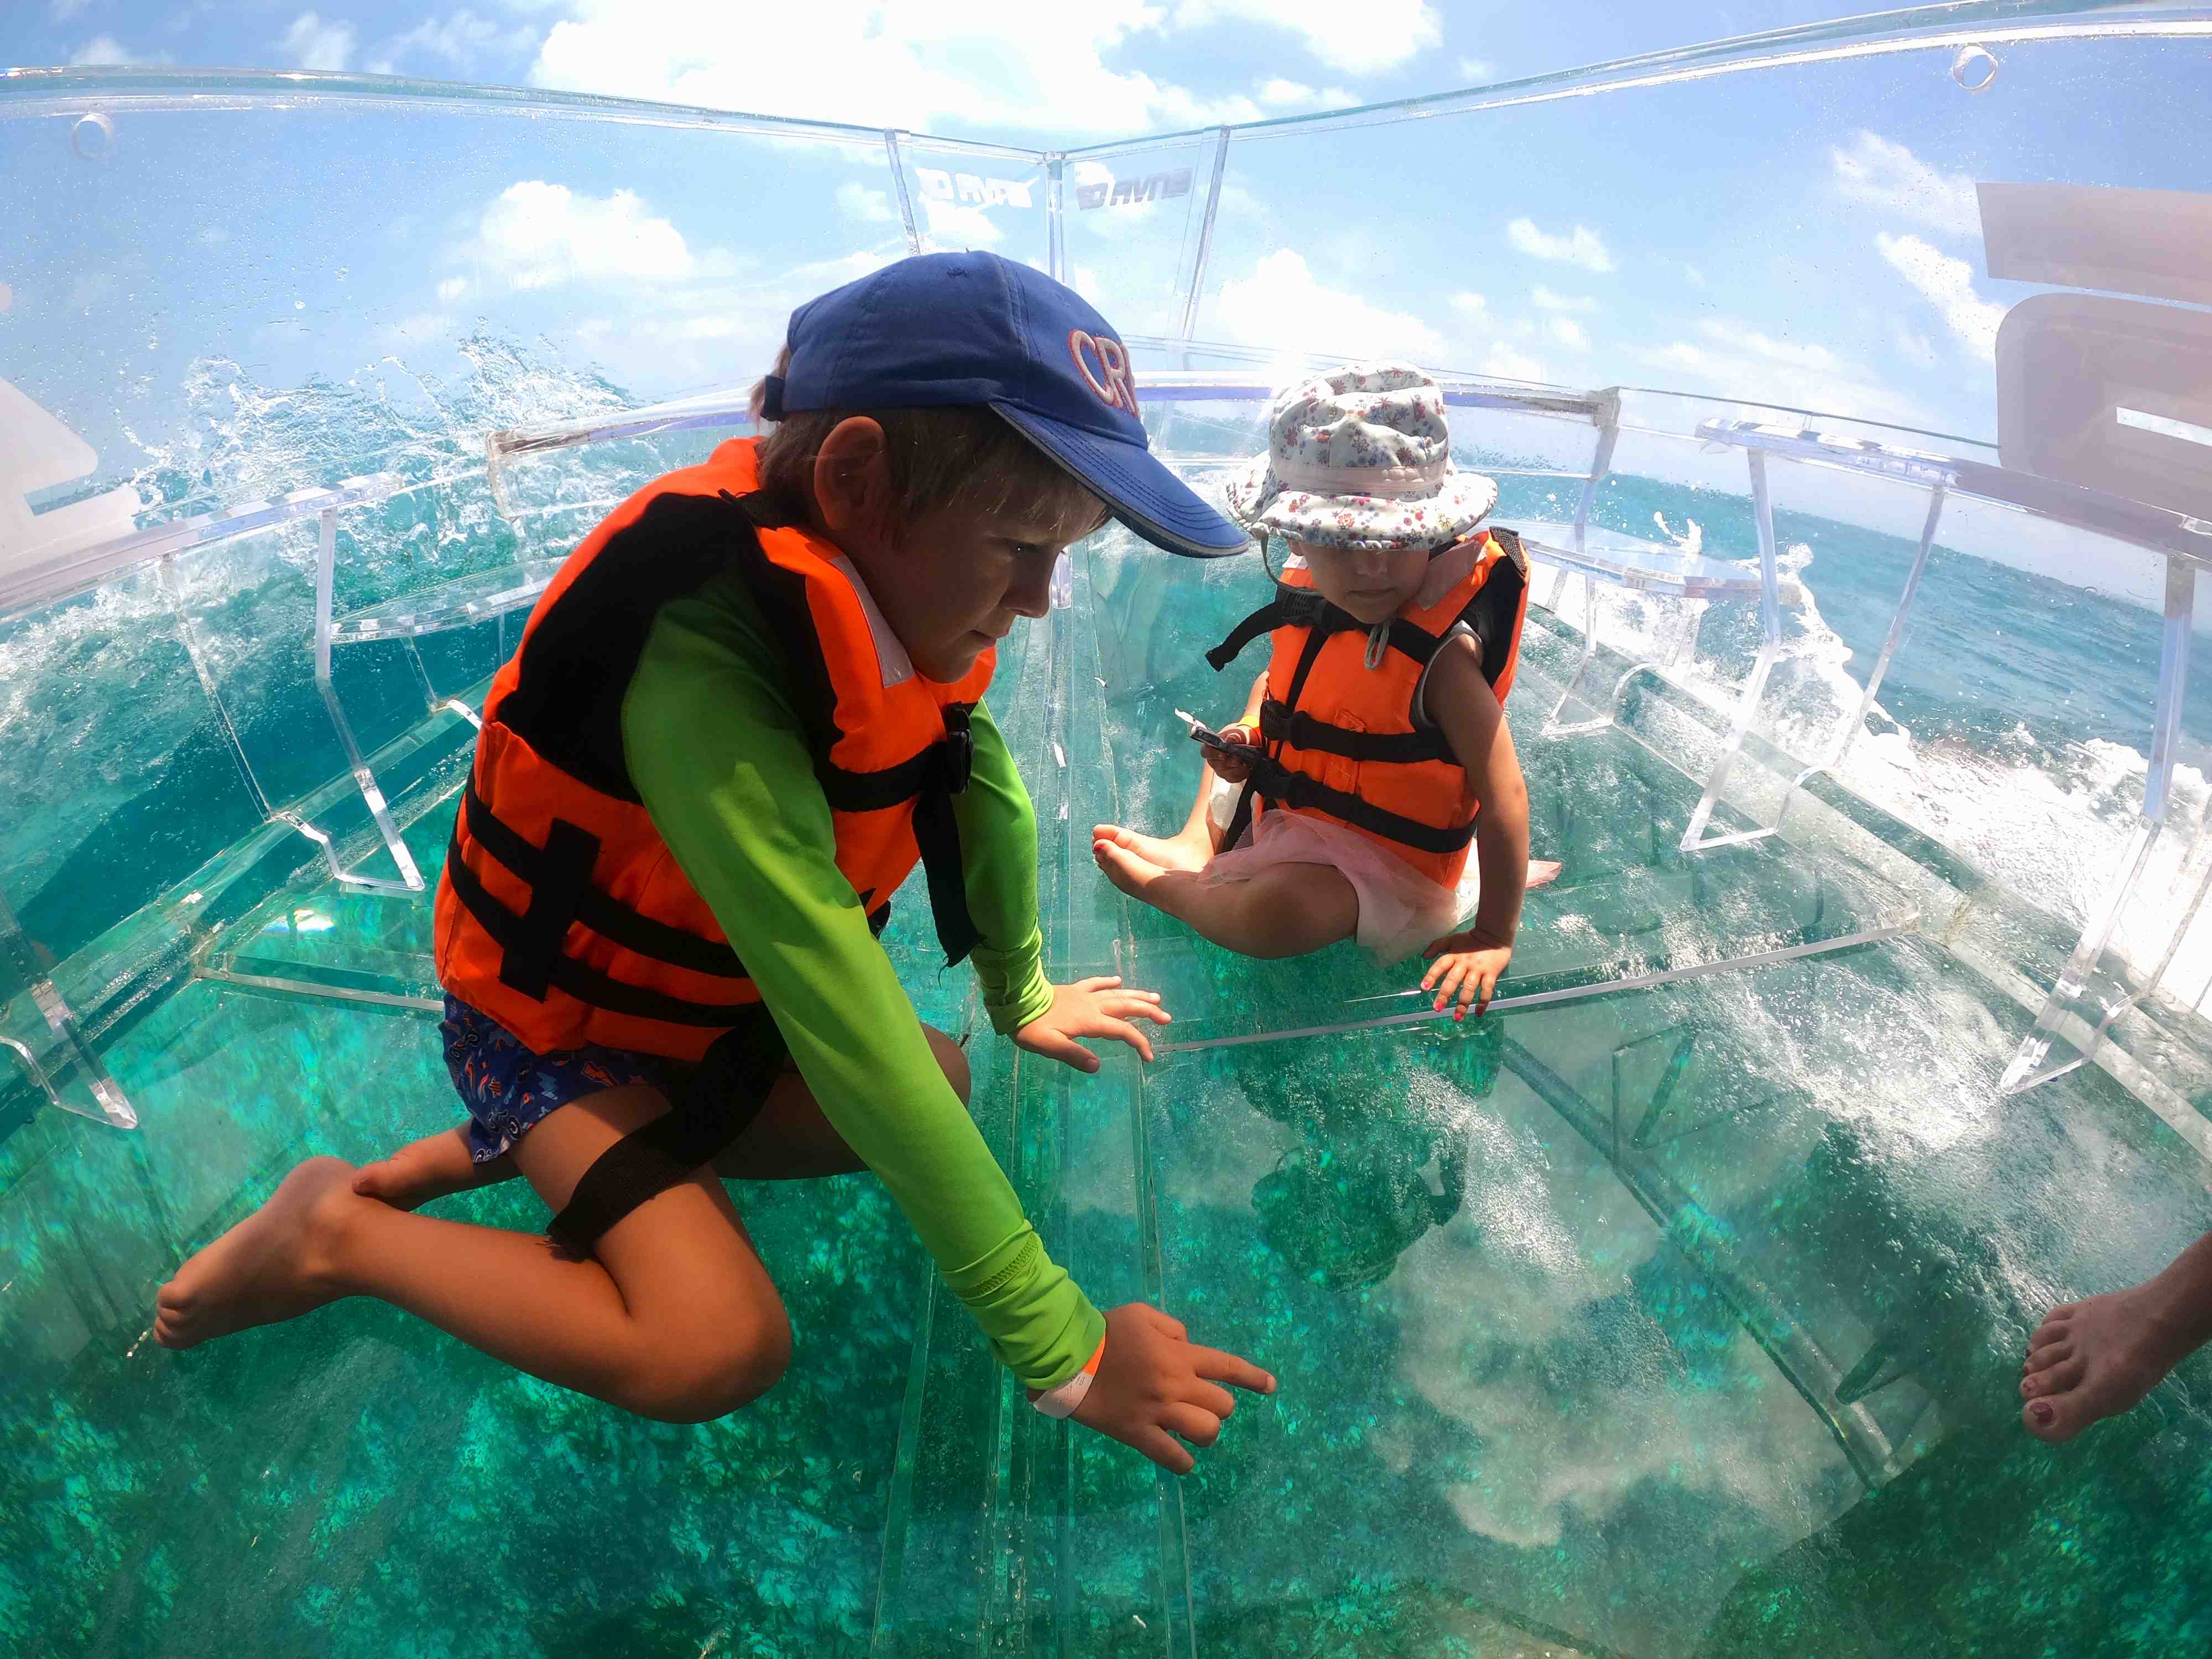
xmin=2002 ymin=554 xmax=2204 ymax=1094
xmin=0 ymin=888 xmax=134 ymax=1129
xmin=113 ymin=478 xmax=431 ymax=897
xmin=1674 ymin=422 xmax=1969 ymax=856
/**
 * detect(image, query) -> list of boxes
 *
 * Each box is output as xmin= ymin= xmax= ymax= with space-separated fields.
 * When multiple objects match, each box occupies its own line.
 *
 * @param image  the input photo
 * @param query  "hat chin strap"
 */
xmin=1270 ymin=454 xmax=1452 ymax=499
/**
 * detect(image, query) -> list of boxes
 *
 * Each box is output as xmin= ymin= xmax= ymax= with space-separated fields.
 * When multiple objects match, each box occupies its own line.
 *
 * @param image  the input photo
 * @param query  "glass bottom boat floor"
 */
xmin=6 ymin=548 xmax=2211 ymax=1659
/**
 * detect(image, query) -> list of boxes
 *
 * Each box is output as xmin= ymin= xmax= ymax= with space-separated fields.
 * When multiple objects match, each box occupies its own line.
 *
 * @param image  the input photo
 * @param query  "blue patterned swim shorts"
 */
xmin=439 ymin=994 xmax=690 ymax=1164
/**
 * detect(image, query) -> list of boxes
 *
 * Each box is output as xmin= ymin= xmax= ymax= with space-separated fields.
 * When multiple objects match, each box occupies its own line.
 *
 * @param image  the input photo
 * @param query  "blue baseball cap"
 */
xmin=758 ymin=251 xmax=1248 ymax=558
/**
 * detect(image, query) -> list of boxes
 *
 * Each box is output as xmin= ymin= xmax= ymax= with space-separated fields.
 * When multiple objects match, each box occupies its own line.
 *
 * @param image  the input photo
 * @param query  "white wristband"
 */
xmin=1027 ymin=1335 xmax=1108 ymax=1419
xmin=1029 ymin=1368 xmax=1096 ymax=1420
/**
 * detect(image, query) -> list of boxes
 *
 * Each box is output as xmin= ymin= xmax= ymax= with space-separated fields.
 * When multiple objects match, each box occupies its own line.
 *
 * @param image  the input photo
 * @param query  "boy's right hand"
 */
xmin=1203 ymin=724 xmax=1256 ymax=783
xmin=1073 ymin=1302 xmax=1276 ymax=1474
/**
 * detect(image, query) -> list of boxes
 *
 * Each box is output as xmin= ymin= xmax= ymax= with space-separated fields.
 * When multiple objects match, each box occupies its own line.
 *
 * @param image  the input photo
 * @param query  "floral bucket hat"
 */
xmin=1224 ymin=361 xmax=1498 ymax=554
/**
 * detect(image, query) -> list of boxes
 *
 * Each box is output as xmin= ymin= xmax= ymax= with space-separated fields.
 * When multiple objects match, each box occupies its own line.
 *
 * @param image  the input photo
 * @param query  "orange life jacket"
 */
xmin=434 ymin=437 xmax=993 ymax=1065
xmin=1206 ymin=526 xmax=1529 ymax=888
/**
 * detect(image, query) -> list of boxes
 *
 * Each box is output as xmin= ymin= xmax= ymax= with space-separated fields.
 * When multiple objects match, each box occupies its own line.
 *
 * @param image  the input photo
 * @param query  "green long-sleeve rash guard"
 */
xmin=619 ymin=571 xmax=1105 ymax=1394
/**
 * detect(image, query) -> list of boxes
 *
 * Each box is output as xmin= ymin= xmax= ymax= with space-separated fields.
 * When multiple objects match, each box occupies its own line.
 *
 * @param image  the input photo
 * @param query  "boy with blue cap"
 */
xmin=156 ymin=253 xmax=1275 ymax=1475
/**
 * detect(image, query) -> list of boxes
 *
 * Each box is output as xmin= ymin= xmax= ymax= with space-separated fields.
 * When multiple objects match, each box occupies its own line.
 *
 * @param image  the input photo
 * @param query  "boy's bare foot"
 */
xmin=154 ymin=1157 xmax=365 ymax=1350
xmin=1093 ymin=823 xmax=1210 ymax=875
xmin=1094 ymin=834 xmax=1172 ymax=900
xmin=353 ymin=1126 xmax=513 ymax=1211
xmin=2021 ymin=1262 xmax=2210 ymax=1441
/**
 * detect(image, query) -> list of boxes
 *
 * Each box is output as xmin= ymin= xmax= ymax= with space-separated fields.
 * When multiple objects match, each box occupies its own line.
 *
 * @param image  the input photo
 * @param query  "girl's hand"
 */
xmin=1204 ymin=724 xmax=1256 ymax=783
xmin=1013 ymin=976 xmax=1171 ymax=1073
xmin=1421 ymin=932 xmax=1513 ymax=1021
xmin=1070 ymin=1303 xmax=1276 ymax=1474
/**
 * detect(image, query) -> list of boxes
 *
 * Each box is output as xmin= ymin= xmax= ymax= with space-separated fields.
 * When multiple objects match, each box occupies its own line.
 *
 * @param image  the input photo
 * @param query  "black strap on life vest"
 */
xmin=545 ymin=1002 xmax=790 ymax=1258
xmin=447 ymin=781 xmax=897 ymax=1029
xmin=1254 ymin=698 xmax=1454 ymax=765
xmin=463 ymin=781 xmax=748 ymax=979
xmin=816 ymin=702 xmax=980 ymax=966
xmin=445 ymin=813 xmax=755 ymax=1030
xmin=1229 ymin=750 xmax=1478 ymax=857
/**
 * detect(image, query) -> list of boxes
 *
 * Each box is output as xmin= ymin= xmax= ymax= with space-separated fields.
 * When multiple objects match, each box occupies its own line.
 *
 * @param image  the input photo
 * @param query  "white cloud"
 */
xmin=1547 ymin=316 xmax=1590 ymax=351
xmin=1683 ymin=263 xmax=1707 ymax=289
xmin=529 ymin=2 xmax=1258 ymax=137
xmin=1531 ymin=285 xmax=1595 ymax=313
xmin=836 ymin=181 xmax=897 ymax=224
xmin=460 ymin=180 xmax=717 ymax=291
xmin=367 ymin=9 xmax=539 ymax=76
xmin=1450 ymin=291 xmax=1488 ymax=316
xmin=1457 ymin=55 xmax=1496 ymax=81
xmin=1637 ymin=316 xmax=1934 ymax=429
xmin=1482 ymin=345 xmax=1549 ymax=382
xmin=280 ymin=12 xmax=357 ymax=72
xmin=922 ymin=196 xmax=1004 ymax=249
xmin=1877 ymin=230 xmax=2006 ymax=358
xmin=69 ymin=35 xmax=130 ymax=64
xmin=1892 ymin=321 xmax=1940 ymax=369
xmin=1254 ymin=77 xmax=1360 ymax=110
xmin=435 ymin=275 xmax=471 ymax=304
xmin=1694 ymin=317 xmax=1838 ymax=372
xmin=1216 ymin=248 xmax=1445 ymax=362
xmin=1172 ymin=0 xmax=1442 ymax=74
xmin=1829 ymin=131 xmax=1981 ymax=239
xmin=1506 ymin=216 xmax=1615 ymax=274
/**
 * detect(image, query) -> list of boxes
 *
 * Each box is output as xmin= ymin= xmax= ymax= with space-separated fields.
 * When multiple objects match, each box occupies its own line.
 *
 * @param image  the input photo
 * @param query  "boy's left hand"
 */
xmin=1421 ymin=933 xmax=1513 ymax=1021
xmin=1014 ymin=976 xmax=1172 ymax=1073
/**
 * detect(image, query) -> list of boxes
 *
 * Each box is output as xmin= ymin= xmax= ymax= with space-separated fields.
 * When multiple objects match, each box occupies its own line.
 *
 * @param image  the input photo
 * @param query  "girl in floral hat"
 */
xmin=1094 ymin=362 xmax=1557 ymax=1018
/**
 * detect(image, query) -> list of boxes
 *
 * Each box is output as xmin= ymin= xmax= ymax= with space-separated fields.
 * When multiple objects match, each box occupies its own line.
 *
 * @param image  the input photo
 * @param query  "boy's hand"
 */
xmin=1203 ymin=724 xmax=1256 ymax=783
xmin=1071 ymin=1303 xmax=1276 ymax=1475
xmin=1013 ymin=976 xmax=1171 ymax=1073
xmin=1421 ymin=932 xmax=1513 ymax=1021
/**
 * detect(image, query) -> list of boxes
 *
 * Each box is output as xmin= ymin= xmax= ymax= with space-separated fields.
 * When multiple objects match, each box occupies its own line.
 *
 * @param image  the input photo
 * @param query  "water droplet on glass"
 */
xmin=70 ymin=112 xmax=114 ymax=160
xmin=1950 ymin=45 xmax=1997 ymax=92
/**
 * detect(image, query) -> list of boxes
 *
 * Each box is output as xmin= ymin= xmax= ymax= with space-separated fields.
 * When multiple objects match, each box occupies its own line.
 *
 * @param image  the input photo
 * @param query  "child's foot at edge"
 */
xmin=154 ymin=1157 xmax=366 ymax=1350
xmin=1093 ymin=822 xmax=1211 ymax=874
xmin=353 ymin=1125 xmax=513 ymax=1211
xmin=1093 ymin=834 xmax=1173 ymax=901
xmin=2021 ymin=1270 xmax=2207 ymax=1441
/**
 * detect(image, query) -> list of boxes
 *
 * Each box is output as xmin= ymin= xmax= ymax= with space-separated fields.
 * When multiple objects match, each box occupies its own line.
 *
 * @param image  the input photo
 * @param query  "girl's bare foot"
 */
xmin=2021 ymin=1246 xmax=2212 ymax=1441
xmin=1094 ymin=836 xmax=1173 ymax=900
xmin=154 ymin=1157 xmax=366 ymax=1349
xmin=1093 ymin=822 xmax=1210 ymax=875
xmin=1528 ymin=859 xmax=1563 ymax=889
xmin=353 ymin=1126 xmax=514 ymax=1211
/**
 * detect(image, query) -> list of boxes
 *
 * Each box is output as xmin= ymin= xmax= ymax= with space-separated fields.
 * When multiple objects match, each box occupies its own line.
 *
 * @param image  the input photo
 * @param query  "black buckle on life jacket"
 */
xmin=929 ymin=705 xmax=975 ymax=797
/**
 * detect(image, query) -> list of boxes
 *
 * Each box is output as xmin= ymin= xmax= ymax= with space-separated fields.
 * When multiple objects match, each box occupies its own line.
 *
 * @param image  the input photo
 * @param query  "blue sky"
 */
xmin=4 ymin=1 xmax=2211 ymax=585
